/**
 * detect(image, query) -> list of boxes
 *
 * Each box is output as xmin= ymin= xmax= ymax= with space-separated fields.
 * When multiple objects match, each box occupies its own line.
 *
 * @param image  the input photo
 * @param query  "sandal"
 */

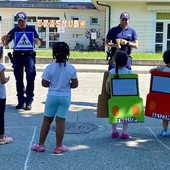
xmin=0 ymin=136 xmax=13 ymax=145
xmin=53 ymin=145 xmax=68 ymax=154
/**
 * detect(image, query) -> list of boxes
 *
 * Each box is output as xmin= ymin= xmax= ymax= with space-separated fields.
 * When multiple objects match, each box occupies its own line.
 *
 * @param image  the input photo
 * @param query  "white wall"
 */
xmin=0 ymin=8 xmax=105 ymax=50
xmin=102 ymin=2 xmax=157 ymax=53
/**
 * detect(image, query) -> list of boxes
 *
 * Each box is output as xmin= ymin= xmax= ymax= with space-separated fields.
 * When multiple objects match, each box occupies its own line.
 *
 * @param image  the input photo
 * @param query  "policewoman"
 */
xmin=105 ymin=12 xmax=138 ymax=70
xmin=1 ymin=12 xmax=41 ymax=110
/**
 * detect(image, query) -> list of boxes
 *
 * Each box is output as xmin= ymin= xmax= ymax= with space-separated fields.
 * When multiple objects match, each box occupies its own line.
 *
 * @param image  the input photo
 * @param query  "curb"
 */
xmin=3 ymin=57 xmax=156 ymax=74
xmin=4 ymin=57 xmax=164 ymax=66
xmin=4 ymin=66 xmax=151 ymax=74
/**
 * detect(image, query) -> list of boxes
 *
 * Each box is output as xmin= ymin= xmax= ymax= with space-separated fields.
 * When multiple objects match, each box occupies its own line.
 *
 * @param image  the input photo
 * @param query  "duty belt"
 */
xmin=13 ymin=51 xmax=35 ymax=56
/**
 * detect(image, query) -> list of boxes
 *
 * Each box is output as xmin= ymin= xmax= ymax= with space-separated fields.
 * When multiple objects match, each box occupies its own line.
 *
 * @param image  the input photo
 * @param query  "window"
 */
xmin=111 ymin=78 xmax=138 ymax=96
xmin=38 ymin=27 xmax=46 ymax=48
xmin=90 ymin=17 xmax=99 ymax=25
xmin=155 ymin=22 xmax=164 ymax=52
xmin=156 ymin=22 xmax=163 ymax=32
xmin=156 ymin=33 xmax=163 ymax=43
xmin=38 ymin=17 xmax=59 ymax=20
xmin=155 ymin=13 xmax=170 ymax=52
xmin=28 ymin=17 xmax=36 ymax=22
xmin=49 ymin=27 xmax=59 ymax=48
xmin=152 ymin=75 xmax=170 ymax=94
xmin=155 ymin=44 xmax=162 ymax=52
xmin=71 ymin=17 xmax=79 ymax=21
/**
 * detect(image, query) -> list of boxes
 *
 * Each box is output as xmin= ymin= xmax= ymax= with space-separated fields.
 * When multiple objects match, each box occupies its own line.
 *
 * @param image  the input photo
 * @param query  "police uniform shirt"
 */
xmin=7 ymin=25 xmax=39 ymax=51
xmin=106 ymin=24 xmax=138 ymax=55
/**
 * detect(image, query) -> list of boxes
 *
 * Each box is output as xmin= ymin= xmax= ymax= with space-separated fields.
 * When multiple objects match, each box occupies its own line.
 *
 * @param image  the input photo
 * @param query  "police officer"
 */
xmin=1 ymin=12 xmax=41 ymax=110
xmin=105 ymin=12 xmax=138 ymax=70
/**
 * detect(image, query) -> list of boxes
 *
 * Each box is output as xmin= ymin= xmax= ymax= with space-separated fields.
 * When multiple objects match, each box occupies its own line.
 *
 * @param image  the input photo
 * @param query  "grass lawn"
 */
xmin=36 ymin=50 xmax=163 ymax=60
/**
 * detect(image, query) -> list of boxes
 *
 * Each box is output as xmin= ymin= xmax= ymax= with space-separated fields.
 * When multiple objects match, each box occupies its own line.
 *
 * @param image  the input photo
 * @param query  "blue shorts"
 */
xmin=44 ymin=95 xmax=71 ymax=119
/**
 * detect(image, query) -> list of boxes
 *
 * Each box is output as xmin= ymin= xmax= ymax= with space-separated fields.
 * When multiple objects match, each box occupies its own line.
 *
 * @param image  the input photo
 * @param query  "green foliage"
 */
xmin=133 ymin=52 xmax=162 ymax=60
xmin=36 ymin=50 xmax=163 ymax=60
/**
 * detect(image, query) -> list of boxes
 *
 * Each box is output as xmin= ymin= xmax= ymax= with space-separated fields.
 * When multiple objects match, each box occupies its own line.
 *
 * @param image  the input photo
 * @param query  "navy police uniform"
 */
xmin=106 ymin=17 xmax=138 ymax=70
xmin=7 ymin=13 xmax=39 ymax=109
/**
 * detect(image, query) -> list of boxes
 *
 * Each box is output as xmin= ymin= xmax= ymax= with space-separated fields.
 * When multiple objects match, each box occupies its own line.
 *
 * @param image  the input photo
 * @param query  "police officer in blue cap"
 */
xmin=1 ymin=12 xmax=41 ymax=110
xmin=105 ymin=12 xmax=138 ymax=71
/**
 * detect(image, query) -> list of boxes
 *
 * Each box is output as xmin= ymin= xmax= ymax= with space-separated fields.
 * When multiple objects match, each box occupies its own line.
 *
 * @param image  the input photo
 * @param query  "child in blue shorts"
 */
xmin=31 ymin=42 xmax=78 ymax=154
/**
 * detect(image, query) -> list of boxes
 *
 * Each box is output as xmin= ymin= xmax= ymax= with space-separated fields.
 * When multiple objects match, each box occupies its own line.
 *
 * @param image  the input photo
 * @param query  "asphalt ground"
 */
xmin=1 ymin=64 xmax=170 ymax=170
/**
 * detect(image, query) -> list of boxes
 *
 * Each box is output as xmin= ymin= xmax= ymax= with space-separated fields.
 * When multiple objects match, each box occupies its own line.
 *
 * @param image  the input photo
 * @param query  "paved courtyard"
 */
xmin=1 ymin=69 xmax=170 ymax=170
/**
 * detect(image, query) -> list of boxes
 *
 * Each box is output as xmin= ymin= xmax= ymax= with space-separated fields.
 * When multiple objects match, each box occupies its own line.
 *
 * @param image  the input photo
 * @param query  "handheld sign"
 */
xmin=145 ymin=70 xmax=170 ymax=120
xmin=14 ymin=32 xmax=34 ymax=51
xmin=108 ymin=74 xmax=144 ymax=124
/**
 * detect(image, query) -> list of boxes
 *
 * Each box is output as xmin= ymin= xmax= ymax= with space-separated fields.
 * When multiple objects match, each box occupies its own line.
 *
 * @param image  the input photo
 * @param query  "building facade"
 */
xmin=0 ymin=1 xmax=105 ymax=50
xmin=93 ymin=0 xmax=170 ymax=53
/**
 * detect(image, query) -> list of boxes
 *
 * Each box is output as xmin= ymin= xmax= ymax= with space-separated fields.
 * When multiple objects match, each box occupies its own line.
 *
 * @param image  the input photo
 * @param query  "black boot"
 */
xmin=24 ymin=102 xmax=32 ymax=110
xmin=16 ymin=97 xmax=25 ymax=109
xmin=16 ymin=102 xmax=25 ymax=109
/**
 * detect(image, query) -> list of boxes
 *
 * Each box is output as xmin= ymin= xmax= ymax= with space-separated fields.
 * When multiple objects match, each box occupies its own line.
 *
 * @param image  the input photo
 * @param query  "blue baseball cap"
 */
xmin=120 ymin=12 xmax=130 ymax=20
xmin=16 ymin=12 xmax=27 ymax=21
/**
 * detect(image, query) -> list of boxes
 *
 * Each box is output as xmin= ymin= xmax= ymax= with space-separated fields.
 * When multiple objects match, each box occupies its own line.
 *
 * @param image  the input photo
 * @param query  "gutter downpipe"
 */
xmin=96 ymin=1 xmax=111 ymax=31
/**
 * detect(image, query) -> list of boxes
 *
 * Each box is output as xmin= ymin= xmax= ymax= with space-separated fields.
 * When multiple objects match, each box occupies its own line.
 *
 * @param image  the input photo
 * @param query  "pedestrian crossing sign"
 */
xmin=14 ymin=32 xmax=34 ymax=51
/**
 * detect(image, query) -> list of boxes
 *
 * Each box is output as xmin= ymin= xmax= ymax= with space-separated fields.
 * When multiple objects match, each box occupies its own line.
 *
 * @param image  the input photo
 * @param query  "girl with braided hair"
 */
xmin=106 ymin=50 xmax=132 ymax=139
xmin=31 ymin=42 xmax=78 ymax=154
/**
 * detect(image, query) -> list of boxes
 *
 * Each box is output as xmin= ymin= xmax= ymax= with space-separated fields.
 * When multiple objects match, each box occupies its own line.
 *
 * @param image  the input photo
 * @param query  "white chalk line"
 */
xmin=6 ymin=126 xmax=37 ymax=128
xmin=146 ymin=127 xmax=170 ymax=150
xmin=24 ymin=126 xmax=37 ymax=170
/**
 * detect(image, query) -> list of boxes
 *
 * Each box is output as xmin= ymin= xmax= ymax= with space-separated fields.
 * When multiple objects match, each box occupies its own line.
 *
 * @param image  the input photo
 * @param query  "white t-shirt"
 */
xmin=0 ymin=64 xmax=6 ymax=99
xmin=42 ymin=62 xmax=77 ymax=96
xmin=163 ymin=67 xmax=170 ymax=72
xmin=109 ymin=67 xmax=132 ymax=74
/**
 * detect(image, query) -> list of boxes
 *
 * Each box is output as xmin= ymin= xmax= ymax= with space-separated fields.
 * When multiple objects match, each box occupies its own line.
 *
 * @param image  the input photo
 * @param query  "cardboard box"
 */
xmin=97 ymin=71 xmax=110 ymax=118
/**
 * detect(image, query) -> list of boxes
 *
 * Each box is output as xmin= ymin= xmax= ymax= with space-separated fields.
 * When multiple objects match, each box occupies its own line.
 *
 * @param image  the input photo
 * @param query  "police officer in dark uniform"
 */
xmin=105 ymin=12 xmax=138 ymax=70
xmin=1 ymin=12 xmax=41 ymax=110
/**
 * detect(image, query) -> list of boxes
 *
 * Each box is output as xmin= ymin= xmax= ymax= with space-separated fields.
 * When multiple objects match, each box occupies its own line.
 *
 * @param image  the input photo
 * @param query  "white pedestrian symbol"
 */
xmin=16 ymin=33 xmax=33 ymax=48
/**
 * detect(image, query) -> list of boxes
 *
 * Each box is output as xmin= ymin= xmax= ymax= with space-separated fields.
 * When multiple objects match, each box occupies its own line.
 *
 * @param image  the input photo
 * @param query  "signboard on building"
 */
xmin=37 ymin=20 xmax=86 ymax=28
xmin=91 ymin=32 xmax=96 ymax=40
xmin=58 ymin=28 xmax=65 ymax=33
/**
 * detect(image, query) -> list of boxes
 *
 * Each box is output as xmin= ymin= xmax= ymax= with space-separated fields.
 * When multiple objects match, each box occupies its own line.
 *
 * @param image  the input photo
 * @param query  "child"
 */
xmin=150 ymin=49 xmax=170 ymax=137
xmin=0 ymin=46 xmax=13 ymax=144
xmin=31 ymin=42 xmax=78 ymax=154
xmin=106 ymin=50 xmax=132 ymax=139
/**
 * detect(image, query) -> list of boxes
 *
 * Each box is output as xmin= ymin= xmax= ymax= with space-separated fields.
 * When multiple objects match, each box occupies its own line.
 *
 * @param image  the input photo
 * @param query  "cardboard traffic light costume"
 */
xmin=145 ymin=70 xmax=170 ymax=120
xmin=108 ymin=74 xmax=144 ymax=124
